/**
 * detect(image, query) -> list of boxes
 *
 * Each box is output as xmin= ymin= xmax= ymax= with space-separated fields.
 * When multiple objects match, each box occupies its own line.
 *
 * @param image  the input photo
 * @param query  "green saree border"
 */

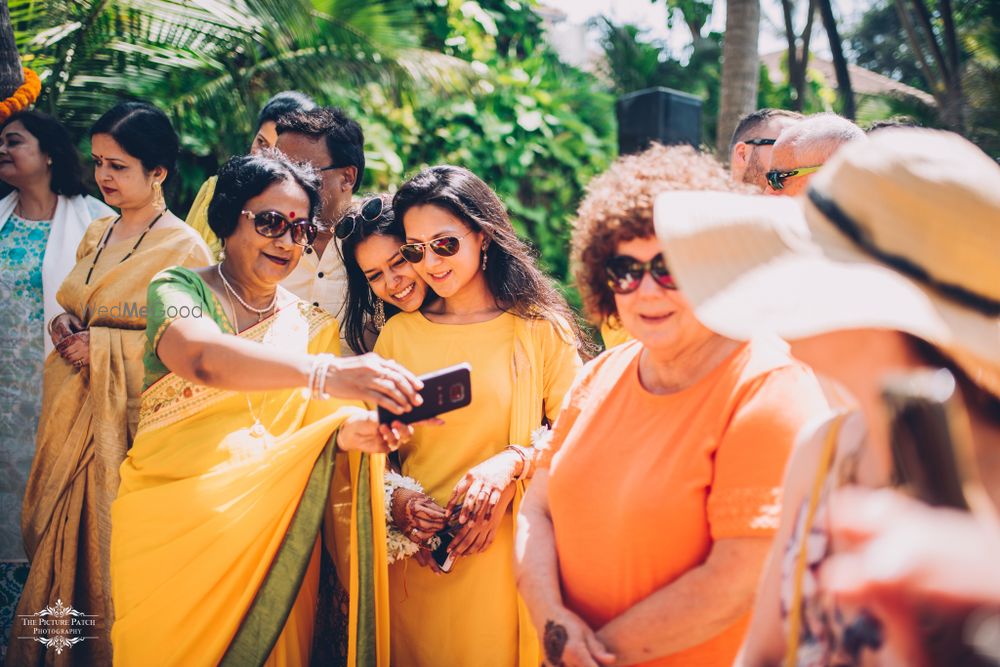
xmin=219 ymin=431 xmax=339 ymax=667
xmin=355 ymin=454 xmax=376 ymax=666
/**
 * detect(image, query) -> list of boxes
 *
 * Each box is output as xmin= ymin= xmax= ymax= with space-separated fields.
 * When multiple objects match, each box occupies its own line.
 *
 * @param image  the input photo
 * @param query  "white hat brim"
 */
xmin=654 ymin=191 xmax=1000 ymax=394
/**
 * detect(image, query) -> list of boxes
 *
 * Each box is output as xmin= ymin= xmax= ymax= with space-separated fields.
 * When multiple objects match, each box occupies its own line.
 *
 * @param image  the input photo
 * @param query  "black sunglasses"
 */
xmin=743 ymin=138 xmax=777 ymax=146
xmin=399 ymin=230 xmax=475 ymax=263
xmin=336 ymin=197 xmax=384 ymax=240
xmin=605 ymin=253 xmax=676 ymax=294
xmin=242 ymin=209 xmax=317 ymax=247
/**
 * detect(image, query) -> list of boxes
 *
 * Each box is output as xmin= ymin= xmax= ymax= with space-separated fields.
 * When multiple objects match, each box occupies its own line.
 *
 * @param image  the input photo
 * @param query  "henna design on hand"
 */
xmin=544 ymin=619 xmax=568 ymax=666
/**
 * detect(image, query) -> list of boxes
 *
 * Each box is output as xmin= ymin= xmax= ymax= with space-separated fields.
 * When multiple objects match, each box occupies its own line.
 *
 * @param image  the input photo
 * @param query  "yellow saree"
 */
xmin=11 ymin=219 xmax=211 ymax=667
xmin=110 ymin=267 xmax=389 ymax=667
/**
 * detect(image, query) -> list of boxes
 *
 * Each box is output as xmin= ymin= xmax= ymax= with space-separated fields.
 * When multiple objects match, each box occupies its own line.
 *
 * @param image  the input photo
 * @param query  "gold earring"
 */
xmin=217 ymin=244 xmax=226 ymax=262
xmin=152 ymin=181 xmax=165 ymax=211
xmin=373 ymin=296 xmax=386 ymax=330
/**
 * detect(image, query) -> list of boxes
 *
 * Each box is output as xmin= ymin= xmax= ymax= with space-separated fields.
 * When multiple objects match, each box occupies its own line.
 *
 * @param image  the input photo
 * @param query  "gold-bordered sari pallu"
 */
xmin=110 ymin=300 xmax=388 ymax=667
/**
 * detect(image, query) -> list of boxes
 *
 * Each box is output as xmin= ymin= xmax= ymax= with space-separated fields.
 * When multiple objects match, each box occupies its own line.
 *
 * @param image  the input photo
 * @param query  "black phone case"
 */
xmin=377 ymin=363 xmax=472 ymax=425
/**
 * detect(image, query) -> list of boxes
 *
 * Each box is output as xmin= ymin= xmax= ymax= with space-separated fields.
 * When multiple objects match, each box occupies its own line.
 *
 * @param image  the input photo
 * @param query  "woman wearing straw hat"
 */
xmin=514 ymin=144 xmax=831 ymax=667
xmin=654 ymin=128 xmax=1000 ymax=667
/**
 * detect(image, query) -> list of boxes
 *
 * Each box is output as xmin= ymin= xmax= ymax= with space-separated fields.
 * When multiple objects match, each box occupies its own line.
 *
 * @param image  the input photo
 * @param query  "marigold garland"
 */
xmin=0 ymin=67 xmax=42 ymax=122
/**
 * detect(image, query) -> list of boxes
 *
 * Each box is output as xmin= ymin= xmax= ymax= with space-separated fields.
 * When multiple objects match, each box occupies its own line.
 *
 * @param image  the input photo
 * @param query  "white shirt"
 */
xmin=280 ymin=239 xmax=350 ymax=351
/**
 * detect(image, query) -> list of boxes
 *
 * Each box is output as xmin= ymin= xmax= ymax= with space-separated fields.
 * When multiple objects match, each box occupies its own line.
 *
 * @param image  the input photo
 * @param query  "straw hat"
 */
xmin=653 ymin=128 xmax=1000 ymax=396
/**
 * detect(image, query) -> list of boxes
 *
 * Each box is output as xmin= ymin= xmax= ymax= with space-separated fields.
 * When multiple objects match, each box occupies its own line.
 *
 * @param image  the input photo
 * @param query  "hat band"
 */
xmin=807 ymin=187 xmax=1000 ymax=317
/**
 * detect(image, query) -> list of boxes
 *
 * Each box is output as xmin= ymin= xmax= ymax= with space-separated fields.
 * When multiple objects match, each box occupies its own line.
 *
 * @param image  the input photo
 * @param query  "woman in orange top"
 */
xmin=514 ymin=145 xmax=831 ymax=667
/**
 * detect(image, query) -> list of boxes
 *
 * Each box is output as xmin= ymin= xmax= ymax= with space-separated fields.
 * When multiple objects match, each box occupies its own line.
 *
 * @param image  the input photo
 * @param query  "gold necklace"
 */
xmin=15 ymin=197 xmax=57 ymax=221
xmin=218 ymin=270 xmax=269 ymax=438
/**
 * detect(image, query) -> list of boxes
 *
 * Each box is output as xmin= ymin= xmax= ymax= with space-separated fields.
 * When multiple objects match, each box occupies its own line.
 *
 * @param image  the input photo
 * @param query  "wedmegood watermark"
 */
xmin=81 ymin=302 xmax=204 ymax=320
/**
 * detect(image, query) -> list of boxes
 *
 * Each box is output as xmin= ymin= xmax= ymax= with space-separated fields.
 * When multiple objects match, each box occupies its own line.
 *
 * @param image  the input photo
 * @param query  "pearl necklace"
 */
xmin=216 ymin=264 xmax=273 ymax=439
xmin=216 ymin=263 xmax=277 ymax=321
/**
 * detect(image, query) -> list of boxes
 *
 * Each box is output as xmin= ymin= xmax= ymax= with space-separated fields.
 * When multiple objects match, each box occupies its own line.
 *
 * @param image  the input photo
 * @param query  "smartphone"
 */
xmin=378 ymin=362 xmax=472 ymax=425
xmin=881 ymin=368 xmax=978 ymax=511
xmin=430 ymin=505 xmax=464 ymax=573
xmin=431 ymin=529 xmax=458 ymax=573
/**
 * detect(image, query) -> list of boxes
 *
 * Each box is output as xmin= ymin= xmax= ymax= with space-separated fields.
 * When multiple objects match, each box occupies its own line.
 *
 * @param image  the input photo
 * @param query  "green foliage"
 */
xmin=846 ymin=0 xmax=1000 ymax=157
xmin=756 ymin=56 xmax=838 ymax=114
xmin=848 ymin=1 xmax=929 ymax=90
xmin=9 ymin=0 xmax=468 ymax=204
xmin=11 ymin=0 xmax=616 ymax=291
xmin=349 ymin=0 xmax=617 ymax=286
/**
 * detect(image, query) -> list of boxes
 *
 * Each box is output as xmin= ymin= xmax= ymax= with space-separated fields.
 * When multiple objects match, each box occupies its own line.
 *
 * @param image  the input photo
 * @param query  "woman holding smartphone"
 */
xmin=374 ymin=166 xmax=584 ymax=666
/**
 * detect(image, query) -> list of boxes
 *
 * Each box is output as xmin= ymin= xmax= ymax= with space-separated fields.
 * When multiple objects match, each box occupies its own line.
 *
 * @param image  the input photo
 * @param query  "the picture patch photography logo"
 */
xmin=16 ymin=599 xmax=100 ymax=655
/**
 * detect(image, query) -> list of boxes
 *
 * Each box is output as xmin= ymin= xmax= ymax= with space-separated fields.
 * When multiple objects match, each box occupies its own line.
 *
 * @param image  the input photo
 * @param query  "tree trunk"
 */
xmin=0 ymin=0 xmax=24 ymax=100
xmin=781 ymin=0 xmax=817 ymax=110
xmin=894 ymin=0 xmax=965 ymax=131
xmin=717 ymin=0 xmax=761 ymax=156
xmin=781 ymin=0 xmax=800 ymax=107
xmin=794 ymin=0 xmax=817 ymax=105
xmin=817 ymin=0 xmax=854 ymax=119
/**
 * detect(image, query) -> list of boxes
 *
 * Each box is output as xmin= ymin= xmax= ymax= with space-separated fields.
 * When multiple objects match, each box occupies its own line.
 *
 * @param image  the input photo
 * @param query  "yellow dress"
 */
xmin=600 ymin=318 xmax=632 ymax=349
xmin=111 ymin=267 xmax=390 ymax=667
xmin=11 ymin=219 xmax=211 ymax=667
xmin=375 ymin=311 xmax=581 ymax=667
xmin=184 ymin=175 xmax=222 ymax=257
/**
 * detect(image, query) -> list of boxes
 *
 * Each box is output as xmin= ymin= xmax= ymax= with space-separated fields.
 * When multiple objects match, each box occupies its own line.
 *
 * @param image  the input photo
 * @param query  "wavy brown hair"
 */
xmin=572 ymin=143 xmax=749 ymax=326
xmin=393 ymin=165 xmax=593 ymax=354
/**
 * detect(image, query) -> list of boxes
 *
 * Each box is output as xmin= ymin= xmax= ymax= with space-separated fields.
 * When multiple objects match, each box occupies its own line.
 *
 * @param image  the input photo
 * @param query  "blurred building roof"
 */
xmin=761 ymin=50 xmax=936 ymax=106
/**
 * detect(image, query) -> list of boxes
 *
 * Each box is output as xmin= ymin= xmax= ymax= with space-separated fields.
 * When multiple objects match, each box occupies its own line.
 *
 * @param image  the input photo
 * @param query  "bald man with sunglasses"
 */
xmin=765 ymin=113 xmax=865 ymax=197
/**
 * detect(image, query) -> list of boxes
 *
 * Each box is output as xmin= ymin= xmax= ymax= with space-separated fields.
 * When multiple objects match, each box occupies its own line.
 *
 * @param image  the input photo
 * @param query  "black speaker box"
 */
xmin=616 ymin=87 xmax=703 ymax=154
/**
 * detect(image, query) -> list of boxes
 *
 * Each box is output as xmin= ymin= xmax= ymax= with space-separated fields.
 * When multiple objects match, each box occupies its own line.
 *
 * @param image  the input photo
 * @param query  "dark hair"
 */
xmin=257 ymin=91 xmax=316 ymax=129
xmin=90 ymin=101 xmax=179 ymax=183
xmin=275 ymin=107 xmax=365 ymax=192
xmin=729 ymin=108 xmax=805 ymax=153
xmin=339 ymin=194 xmax=409 ymax=353
xmin=393 ymin=165 xmax=591 ymax=354
xmin=207 ymin=150 xmax=322 ymax=242
xmin=1 ymin=110 xmax=85 ymax=196
xmin=906 ymin=336 xmax=1000 ymax=425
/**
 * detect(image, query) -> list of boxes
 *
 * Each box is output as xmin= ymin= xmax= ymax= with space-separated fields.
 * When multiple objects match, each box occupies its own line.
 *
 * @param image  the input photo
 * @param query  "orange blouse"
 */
xmin=543 ymin=337 xmax=830 ymax=666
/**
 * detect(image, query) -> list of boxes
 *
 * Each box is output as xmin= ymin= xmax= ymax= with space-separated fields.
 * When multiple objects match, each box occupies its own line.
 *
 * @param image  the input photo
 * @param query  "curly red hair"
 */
xmin=571 ymin=144 xmax=749 ymax=325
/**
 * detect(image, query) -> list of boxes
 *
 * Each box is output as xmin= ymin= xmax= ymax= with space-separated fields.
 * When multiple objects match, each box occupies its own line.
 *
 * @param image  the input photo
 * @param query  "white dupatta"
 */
xmin=0 ymin=191 xmax=114 ymax=354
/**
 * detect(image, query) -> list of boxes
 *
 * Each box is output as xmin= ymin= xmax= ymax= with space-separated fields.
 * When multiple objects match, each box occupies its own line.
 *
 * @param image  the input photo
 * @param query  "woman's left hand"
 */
xmin=56 ymin=330 xmax=90 ymax=369
xmin=447 ymin=483 xmax=516 ymax=557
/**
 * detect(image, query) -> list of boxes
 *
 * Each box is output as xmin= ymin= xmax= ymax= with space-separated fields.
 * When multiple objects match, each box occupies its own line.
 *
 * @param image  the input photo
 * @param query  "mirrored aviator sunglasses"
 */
xmin=605 ymin=253 xmax=677 ymax=294
xmin=335 ymin=197 xmax=384 ymax=240
xmin=398 ymin=229 xmax=473 ymax=263
xmin=243 ymin=209 xmax=317 ymax=246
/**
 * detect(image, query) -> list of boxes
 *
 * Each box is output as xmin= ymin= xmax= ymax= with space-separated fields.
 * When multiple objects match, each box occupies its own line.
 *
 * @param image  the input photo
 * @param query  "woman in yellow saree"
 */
xmin=110 ymin=153 xmax=423 ymax=667
xmin=11 ymin=102 xmax=212 ymax=667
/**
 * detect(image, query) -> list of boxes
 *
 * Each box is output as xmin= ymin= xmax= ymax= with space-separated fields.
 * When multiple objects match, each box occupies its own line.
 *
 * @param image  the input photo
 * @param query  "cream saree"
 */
xmin=110 ymin=267 xmax=388 ymax=667
xmin=10 ymin=220 xmax=211 ymax=667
